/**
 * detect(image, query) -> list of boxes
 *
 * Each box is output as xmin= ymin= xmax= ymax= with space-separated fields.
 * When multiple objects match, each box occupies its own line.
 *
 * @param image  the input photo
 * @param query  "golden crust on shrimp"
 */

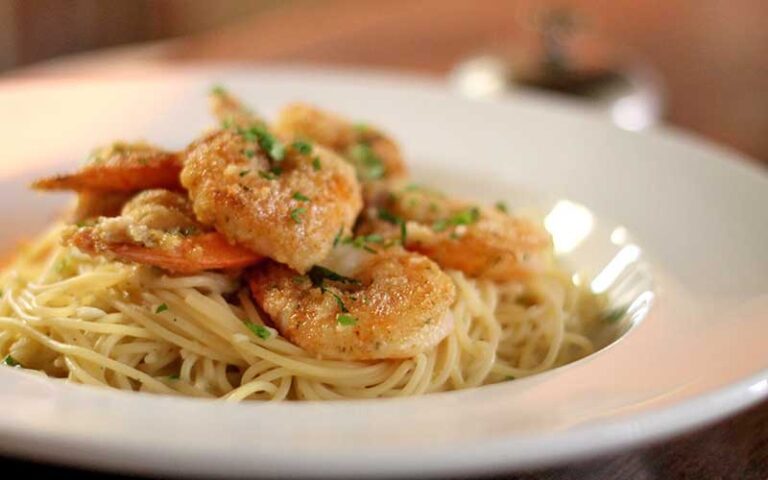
xmin=360 ymin=185 xmax=553 ymax=281
xmin=66 ymin=189 xmax=262 ymax=273
xmin=181 ymin=129 xmax=362 ymax=273
xmin=275 ymin=103 xmax=407 ymax=182
xmin=249 ymin=246 xmax=455 ymax=361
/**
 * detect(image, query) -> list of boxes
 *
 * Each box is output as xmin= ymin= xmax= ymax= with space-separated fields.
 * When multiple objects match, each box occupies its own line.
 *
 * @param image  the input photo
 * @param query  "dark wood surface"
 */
xmin=2 ymin=1 xmax=767 ymax=478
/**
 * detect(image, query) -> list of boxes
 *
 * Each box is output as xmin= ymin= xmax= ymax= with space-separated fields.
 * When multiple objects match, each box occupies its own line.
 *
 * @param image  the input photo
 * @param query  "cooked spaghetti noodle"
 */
xmin=0 ymin=225 xmax=604 ymax=401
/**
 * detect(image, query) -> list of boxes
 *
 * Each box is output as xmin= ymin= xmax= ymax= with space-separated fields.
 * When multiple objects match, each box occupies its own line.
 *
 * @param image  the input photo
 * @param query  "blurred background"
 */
xmin=0 ymin=0 xmax=766 ymax=162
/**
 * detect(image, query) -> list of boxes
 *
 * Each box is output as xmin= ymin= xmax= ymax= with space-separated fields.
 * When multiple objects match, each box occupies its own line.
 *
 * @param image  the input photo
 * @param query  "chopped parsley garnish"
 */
xmin=329 ymin=291 xmax=348 ymax=313
xmin=348 ymin=142 xmax=385 ymax=180
xmin=333 ymin=226 xmax=345 ymax=247
xmin=377 ymin=208 xmax=407 ymax=244
xmin=307 ymin=266 xmax=360 ymax=315
xmin=292 ymin=192 xmax=310 ymax=202
xmin=137 ymin=158 xmax=149 ymax=166
xmin=3 ymin=354 xmax=19 ymax=367
xmin=243 ymin=149 xmax=256 ymax=158
xmin=495 ymin=201 xmax=509 ymax=213
xmin=342 ymin=233 xmax=384 ymax=253
xmin=292 ymin=140 xmax=313 ymax=155
xmin=602 ymin=306 xmax=629 ymax=324
xmin=155 ymin=303 xmax=168 ymax=314
xmin=290 ymin=207 xmax=306 ymax=223
xmin=239 ymin=169 xmax=250 ymax=177
xmin=258 ymin=168 xmax=281 ymax=180
xmin=246 ymin=322 xmax=272 ymax=340
xmin=308 ymin=266 xmax=361 ymax=287
xmin=337 ymin=313 xmax=358 ymax=326
xmin=240 ymin=126 xmax=285 ymax=162
xmin=312 ymin=156 xmax=321 ymax=171
xmin=377 ymin=208 xmax=400 ymax=224
xmin=168 ymin=374 xmax=180 ymax=380
xmin=221 ymin=118 xmax=234 ymax=129
xmin=433 ymin=207 xmax=480 ymax=232
xmin=211 ymin=84 xmax=226 ymax=96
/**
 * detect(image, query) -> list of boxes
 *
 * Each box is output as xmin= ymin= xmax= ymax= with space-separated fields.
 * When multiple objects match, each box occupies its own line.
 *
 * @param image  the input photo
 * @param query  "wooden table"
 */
xmin=3 ymin=1 xmax=767 ymax=477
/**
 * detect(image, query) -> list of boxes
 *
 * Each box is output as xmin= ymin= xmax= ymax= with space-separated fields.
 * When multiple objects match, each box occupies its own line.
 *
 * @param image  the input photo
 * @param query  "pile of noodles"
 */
xmin=0 ymin=225 xmax=605 ymax=401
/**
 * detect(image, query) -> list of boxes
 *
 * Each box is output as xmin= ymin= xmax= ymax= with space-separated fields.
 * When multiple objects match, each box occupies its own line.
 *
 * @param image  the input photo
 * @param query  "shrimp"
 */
xmin=360 ymin=184 xmax=553 ymax=282
xmin=65 ymin=189 xmax=262 ymax=273
xmin=31 ymin=142 xmax=183 ymax=192
xmin=275 ymin=103 xmax=407 ymax=182
xmin=209 ymin=86 xmax=264 ymax=128
xmin=72 ymin=191 xmax=133 ymax=222
xmin=181 ymin=127 xmax=362 ymax=273
xmin=248 ymin=244 xmax=455 ymax=360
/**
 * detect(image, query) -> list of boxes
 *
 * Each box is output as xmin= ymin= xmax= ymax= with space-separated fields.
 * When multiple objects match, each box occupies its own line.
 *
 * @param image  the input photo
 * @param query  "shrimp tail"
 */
xmin=67 ymin=228 xmax=263 ymax=273
xmin=31 ymin=153 xmax=183 ymax=192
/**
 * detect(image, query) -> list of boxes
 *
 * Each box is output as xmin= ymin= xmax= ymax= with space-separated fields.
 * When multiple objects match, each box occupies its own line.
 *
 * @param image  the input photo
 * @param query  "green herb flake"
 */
xmin=337 ymin=313 xmax=358 ymax=326
xmin=168 ymin=374 xmax=180 ymax=380
xmin=377 ymin=208 xmax=400 ymax=225
xmin=240 ymin=126 xmax=285 ymax=162
xmin=290 ymin=207 xmax=306 ymax=224
xmin=312 ymin=156 xmax=321 ymax=171
xmin=328 ymin=291 xmax=348 ymax=313
xmin=333 ymin=226 xmax=345 ymax=247
xmin=433 ymin=207 xmax=481 ymax=232
xmin=155 ymin=303 xmax=168 ymax=314
xmin=259 ymin=170 xmax=279 ymax=181
xmin=348 ymin=142 xmax=385 ymax=180
xmin=239 ymin=169 xmax=250 ymax=177
xmin=602 ymin=306 xmax=629 ymax=324
xmin=3 ymin=354 xmax=19 ymax=367
xmin=308 ymin=266 xmax=361 ymax=288
xmin=210 ymin=84 xmax=226 ymax=96
xmin=137 ymin=158 xmax=149 ymax=166
xmin=292 ymin=140 xmax=313 ymax=155
xmin=243 ymin=149 xmax=256 ymax=158
xmin=246 ymin=322 xmax=272 ymax=340
xmin=495 ymin=201 xmax=509 ymax=213
xmin=292 ymin=192 xmax=310 ymax=202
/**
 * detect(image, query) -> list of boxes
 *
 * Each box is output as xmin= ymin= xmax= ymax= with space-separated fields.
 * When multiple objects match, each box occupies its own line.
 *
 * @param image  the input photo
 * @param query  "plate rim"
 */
xmin=0 ymin=64 xmax=766 ymax=477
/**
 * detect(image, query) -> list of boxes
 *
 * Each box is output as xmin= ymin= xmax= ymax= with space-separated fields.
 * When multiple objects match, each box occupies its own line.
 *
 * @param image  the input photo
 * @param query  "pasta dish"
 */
xmin=0 ymin=88 xmax=606 ymax=401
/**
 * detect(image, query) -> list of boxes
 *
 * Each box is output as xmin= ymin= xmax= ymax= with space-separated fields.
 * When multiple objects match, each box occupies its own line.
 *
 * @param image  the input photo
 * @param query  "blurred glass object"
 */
xmin=450 ymin=5 xmax=664 ymax=130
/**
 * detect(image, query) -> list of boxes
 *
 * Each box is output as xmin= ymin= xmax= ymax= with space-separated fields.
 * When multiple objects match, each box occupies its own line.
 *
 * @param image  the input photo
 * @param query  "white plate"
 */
xmin=0 ymin=66 xmax=766 ymax=478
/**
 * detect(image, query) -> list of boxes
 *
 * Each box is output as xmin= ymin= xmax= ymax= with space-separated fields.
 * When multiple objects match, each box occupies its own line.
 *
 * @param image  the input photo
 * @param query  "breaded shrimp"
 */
xmin=31 ymin=142 xmax=182 ymax=192
xmin=72 ymin=191 xmax=133 ymax=222
xmin=360 ymin=184 xmax=553 ymax=282
xmin=209 ymin=86 xmax=264 ymax=128
xmin=66 ymin=189 xmax=262 ymax=273
xmin=248 ymin=245 xmax=455 ymax=360
xmin=181 ymin=128 xmax=362 ymax=273
xmin=275 ymin=103 xmax=407 ymax=182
